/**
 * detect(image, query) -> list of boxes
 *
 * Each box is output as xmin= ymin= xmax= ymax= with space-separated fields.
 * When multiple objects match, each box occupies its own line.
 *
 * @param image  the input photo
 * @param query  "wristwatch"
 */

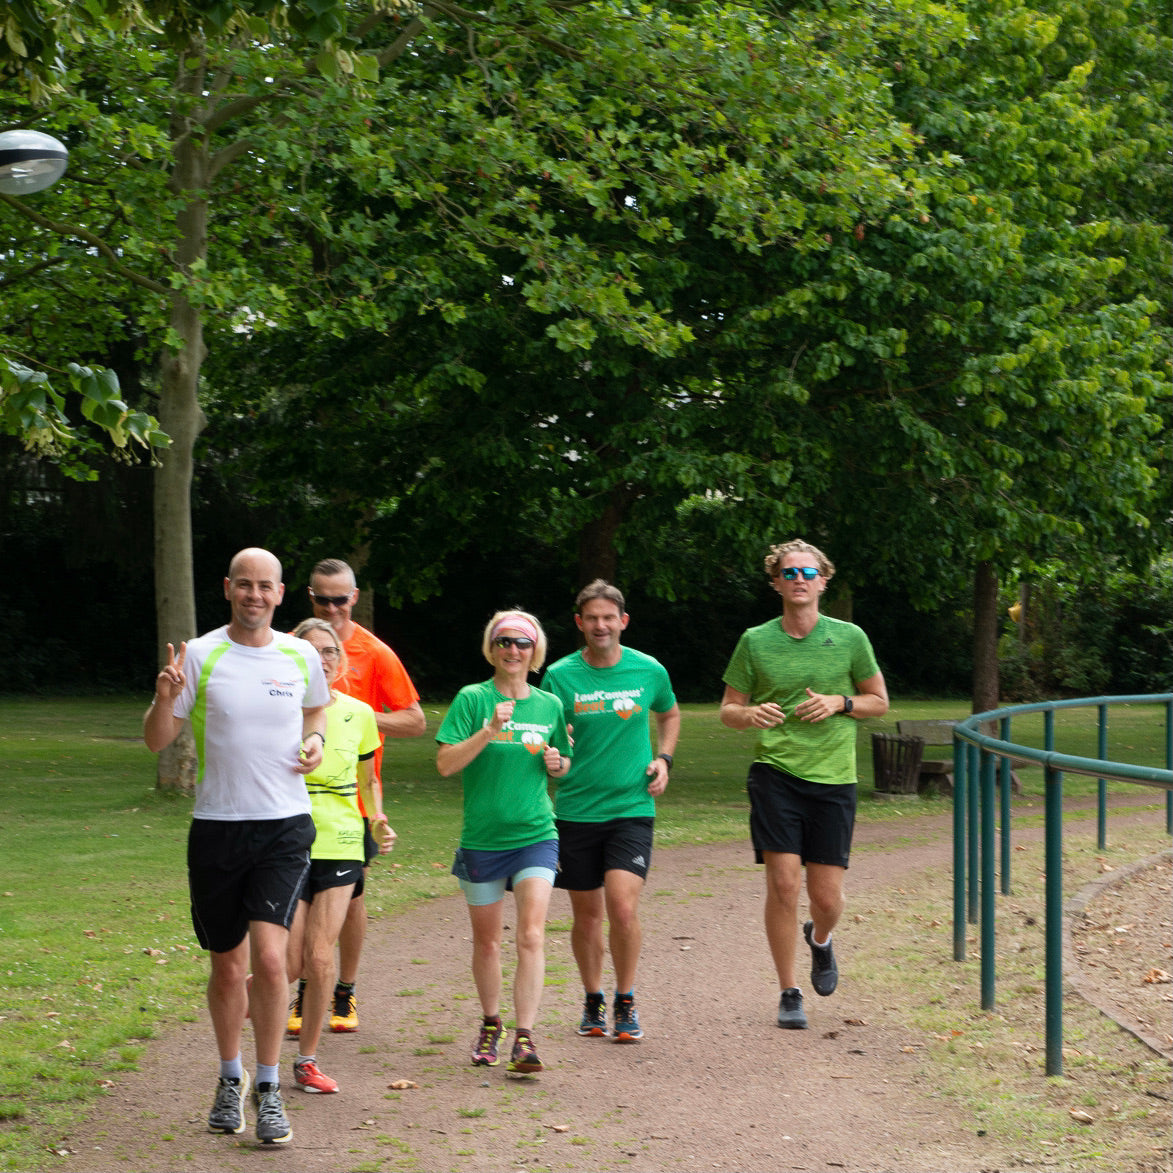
xmin=841 ymin=696 xmax=853 ymax=715
xmin=657 ymin=753 xmax=674 ymax=769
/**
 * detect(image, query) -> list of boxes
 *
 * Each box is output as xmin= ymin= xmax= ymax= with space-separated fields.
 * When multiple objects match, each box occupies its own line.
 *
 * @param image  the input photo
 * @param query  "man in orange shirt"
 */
xmin=288 ymin=558 xmax=426 ymax=1035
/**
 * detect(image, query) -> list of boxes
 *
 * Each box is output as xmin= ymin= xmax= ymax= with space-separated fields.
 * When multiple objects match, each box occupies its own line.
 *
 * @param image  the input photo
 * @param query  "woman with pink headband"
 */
xmin=436 ymin=609 xmax=573 ymax=1076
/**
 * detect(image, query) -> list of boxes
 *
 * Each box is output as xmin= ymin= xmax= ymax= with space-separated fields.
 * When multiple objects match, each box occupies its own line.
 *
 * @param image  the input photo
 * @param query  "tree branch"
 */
xmin=0 ymin=193 xmax=171 ymax=296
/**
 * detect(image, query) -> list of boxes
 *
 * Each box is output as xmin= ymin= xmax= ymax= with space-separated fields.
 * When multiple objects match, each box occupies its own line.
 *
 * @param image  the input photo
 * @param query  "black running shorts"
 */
xmin=554 ymin=817 xmax=654 ymax=890
xmin=299 ymin=858 xmax=365 ymax=902
xmin=188 ymin=814 xmax=315 ymax=953
xmin=746 ymin=762 xmax=856 ymax=867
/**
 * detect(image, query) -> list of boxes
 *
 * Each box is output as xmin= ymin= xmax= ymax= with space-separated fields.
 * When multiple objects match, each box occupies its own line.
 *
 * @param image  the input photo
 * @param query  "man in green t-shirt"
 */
xmin=721 ymin=540 xmax=889 ymax=1031
xmin=542 ymin=581 xmax=680 ymax=1044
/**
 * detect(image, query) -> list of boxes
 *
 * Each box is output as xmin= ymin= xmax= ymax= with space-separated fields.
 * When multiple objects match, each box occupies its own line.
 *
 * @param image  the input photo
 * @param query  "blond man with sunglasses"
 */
xmin=720 ymin=540 xmax=888 ymax=1030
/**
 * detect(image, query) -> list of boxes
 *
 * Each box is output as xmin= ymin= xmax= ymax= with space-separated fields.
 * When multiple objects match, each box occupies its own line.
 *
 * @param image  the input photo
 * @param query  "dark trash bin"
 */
xmin=871 ymin=732 xmax=924 ymax=796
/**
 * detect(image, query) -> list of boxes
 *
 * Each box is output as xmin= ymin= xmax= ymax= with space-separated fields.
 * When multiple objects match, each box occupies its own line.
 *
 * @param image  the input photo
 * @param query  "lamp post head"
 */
xmin=0 ymin=129 xmax=69 ymax=194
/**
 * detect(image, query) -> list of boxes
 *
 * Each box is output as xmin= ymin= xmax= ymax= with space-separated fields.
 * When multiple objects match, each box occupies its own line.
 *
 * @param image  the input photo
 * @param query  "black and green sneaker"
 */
xmin=577 ymin=992 xmax=607 ymax=1037
xmin=612 ymin=994 xmax=643 ymax=1043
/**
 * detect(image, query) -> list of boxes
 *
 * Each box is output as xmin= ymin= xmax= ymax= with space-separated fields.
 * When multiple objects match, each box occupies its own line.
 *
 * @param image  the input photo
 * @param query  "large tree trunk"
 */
xmin=971 ymin=559 xmax=1000 ymax=715
xmin=576 ymin=491 xmax=625 ymax=587
xmin=154 ymin=54 xmax=210 ymax=794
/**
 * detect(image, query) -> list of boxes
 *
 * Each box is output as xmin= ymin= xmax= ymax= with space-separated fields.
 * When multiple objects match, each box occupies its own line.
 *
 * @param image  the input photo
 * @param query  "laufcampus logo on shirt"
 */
xmin=261 ymin=676 xmax=300 ymax=697
xmin=485 ymin=720 xmax=553 ymax=749
xmin=571 ymin=688 xmax=643 ymax=719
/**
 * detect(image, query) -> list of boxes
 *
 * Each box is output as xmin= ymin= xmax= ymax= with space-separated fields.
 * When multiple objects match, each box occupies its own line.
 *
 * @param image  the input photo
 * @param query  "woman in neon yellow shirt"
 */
xmin=285 ymin=618 xmax=393 ymax=1094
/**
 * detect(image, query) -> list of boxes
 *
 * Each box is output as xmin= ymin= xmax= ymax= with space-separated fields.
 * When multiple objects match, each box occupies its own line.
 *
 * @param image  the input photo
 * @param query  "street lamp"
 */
xmin=0 ymin=129 xmax=69 ymax=194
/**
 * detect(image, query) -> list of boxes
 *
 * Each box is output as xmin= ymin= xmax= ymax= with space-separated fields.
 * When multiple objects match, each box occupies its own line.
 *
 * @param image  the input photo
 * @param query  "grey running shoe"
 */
xmin=207 ymin=1071 xmax=249 ymax=1134
xmin=777 ymin=987 xmax=808 ymax=1029
xmin=577 ymin=992 xmax=607 ymax=1037
xmin=804 ymin=919 xmax=839 ymax=996
xmin=611 ymin=994 xmax=643 ymax=1043
xmin=252 ymin=1081 xmax=292 ymax=1144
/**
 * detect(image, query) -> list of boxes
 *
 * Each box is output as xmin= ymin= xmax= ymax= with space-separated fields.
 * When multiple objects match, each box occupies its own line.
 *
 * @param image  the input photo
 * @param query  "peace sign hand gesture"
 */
xmin=154 ymin=642 xmax=187 ymax=702
xmin=144 ymin=642 xmax=188 ymax=753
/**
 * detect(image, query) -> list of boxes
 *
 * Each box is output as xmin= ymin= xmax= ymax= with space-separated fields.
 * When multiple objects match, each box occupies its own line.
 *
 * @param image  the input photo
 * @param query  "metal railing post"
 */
xmin=953 ymin=733 xmax=967 ymax=961
xmin=1097 ymin=703 xmax=1107 ymax=850
xmin=967 ymin=740 xmax=980 ymax=924
xmin=1044 ymin=762 xmax=1064 ymax=1076
xmin=1166 ymin=699 xmax=1172 ymax=835
xmin=980 ymin=748 xmax=997 ymax=1010
xmin=999 ymin=714 xmax=1013 ymax=894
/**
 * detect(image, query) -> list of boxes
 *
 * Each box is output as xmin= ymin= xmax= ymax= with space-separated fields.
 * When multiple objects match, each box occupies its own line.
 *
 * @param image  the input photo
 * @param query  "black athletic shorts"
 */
xmin=554 ymin=817 xmax=654 ymax=890
xmin=187 ymin=814 xmax=315 ymax=953
xmin=746 ymin=762 xmax=856 ymax=868
xmin=299 ymin=858 xmax=365 ymax=902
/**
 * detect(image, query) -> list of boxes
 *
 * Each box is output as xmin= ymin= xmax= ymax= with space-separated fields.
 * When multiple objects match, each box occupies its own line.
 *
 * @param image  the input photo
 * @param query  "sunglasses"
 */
xmin=780 ymin=566 xmax=820 ymax=581
xmin=310 ymin=591 xmax=352 ymax=607
xmin=493 ymin=636 xmax=535 ymax=650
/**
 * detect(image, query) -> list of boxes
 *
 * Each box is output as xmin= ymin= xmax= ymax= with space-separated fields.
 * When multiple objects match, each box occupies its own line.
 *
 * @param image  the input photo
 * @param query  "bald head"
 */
xmin=224 ymin=548 xmax=285 ymax=645
xmin=229 ymin=547 xmax=282 ymax=582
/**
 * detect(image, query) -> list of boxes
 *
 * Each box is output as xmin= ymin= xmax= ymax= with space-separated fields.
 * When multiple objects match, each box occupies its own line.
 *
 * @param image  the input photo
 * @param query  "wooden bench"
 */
xmin=895 ymin=719 xmax=1022 ymax=796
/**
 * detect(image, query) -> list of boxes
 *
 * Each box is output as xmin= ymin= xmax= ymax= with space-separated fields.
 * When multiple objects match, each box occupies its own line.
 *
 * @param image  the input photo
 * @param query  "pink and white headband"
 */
xmin=490 ymin=614 xmax=539 ymax=644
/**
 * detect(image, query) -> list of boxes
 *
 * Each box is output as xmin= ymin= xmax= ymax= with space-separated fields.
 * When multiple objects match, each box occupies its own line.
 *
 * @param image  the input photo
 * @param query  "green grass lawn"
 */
xmin=0 ymin=693 xmax=1168 ymax=1169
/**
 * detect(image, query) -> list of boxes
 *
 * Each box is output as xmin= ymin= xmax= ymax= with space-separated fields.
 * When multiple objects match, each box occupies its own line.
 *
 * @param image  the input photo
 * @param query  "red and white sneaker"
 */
xmin=293 ymin=1058 xmax=338 ymax=1094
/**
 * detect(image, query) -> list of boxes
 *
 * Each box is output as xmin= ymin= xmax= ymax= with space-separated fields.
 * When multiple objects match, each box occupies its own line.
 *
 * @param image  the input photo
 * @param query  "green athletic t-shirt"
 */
xmin=305 ymin=693 xmax=381 ymax=859
xmin=722 ymin=615 xmax=880 ymax=786
xmin=435 ymin=680 xmax=572 ymax=851
xmin=542 ymin=647 xmax=676 ymax=822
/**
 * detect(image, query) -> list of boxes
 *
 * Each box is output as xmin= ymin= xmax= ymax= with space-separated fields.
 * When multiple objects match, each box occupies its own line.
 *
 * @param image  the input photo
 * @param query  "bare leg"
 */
xmin=336 ymin=879 xmax=367 ymax=985
xmin=207 ymin=937 xmax=250 ymax=1061
xmin=248 ymin=920 xmax=291 ymax=1068
xmin=511 ymin=876 xmax=553 ymax=1031
xmin=298 ymin=885 xmax=355 ymax=1057
xmin=568 ymin=887 xmax=606 ymax=992
xmin=762 ymin=851 xmax=803 ymax=989
xmin=805 ymin=862 xmax=847 ymax=943
xmin=466 ymin=900 xmax=505 ymax=1018
xmin=603 ymin=870 xmax=645 ymax=993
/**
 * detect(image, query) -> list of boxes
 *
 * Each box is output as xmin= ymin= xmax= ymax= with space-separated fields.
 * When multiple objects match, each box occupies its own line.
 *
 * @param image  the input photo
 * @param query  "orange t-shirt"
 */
xmin=334 ymin=623 xmax=420 ymax=787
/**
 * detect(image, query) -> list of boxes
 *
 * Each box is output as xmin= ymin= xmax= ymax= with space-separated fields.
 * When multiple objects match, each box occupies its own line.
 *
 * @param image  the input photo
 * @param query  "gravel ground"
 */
xmin=56 ymin=796 xmax=1171 ymax=1173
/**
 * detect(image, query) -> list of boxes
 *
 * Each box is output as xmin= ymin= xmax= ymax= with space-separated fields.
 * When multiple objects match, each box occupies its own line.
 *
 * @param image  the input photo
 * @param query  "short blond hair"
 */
xmin=481 ymin=609 xmax=549 ymax=672
xmin=293 ymin=616 xmax=349 ymax=681
xmin=764 ymin=540 xmax=835 ymax=581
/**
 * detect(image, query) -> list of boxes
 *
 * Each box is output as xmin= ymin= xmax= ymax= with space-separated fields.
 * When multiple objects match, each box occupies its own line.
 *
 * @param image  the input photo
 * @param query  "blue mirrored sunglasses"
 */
xmin=780 ymin=566 xmax=820 ymax=581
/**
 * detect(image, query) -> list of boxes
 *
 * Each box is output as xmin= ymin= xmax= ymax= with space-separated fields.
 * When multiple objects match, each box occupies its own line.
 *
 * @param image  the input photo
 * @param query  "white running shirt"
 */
xmin=173 ymin=626 xmax=330 ymax=820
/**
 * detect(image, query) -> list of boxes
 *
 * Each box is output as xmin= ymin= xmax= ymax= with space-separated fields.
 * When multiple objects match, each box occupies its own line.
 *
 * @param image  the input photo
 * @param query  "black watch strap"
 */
xmin=657 ymin=752 xmax=674 ymax=769
xmin=841 ymin=696 xmax=853 ymax=715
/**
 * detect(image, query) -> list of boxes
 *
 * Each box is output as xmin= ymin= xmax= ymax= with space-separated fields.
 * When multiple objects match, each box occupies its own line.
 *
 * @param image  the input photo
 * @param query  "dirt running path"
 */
xmin=59 ymin=800 xmax=1170 ymax=1173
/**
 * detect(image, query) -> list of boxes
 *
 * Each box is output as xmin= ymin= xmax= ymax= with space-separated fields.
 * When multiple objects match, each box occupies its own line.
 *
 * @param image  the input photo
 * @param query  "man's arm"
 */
xmin=719 ymin=684 xmax=786 ymax=732
xmin=294 ymin=704 xmax=328 ymax=773
xmin=357 ymin=756 xmax=394 ymax=852
xmin=376 ymin=701 xmax=426 ymax=739
xmin=645 ymin=702 xmax=682 ymax=796
xmin=143 ymin=641 xmax=187 ymax=752
xmin=793 ymin=670 xmax=889 ymax=723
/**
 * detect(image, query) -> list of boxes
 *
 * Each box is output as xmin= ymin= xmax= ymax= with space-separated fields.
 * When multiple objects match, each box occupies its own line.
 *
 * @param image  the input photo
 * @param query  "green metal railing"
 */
xmin=950 ymin=694 xmax=1173 ymax=1076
